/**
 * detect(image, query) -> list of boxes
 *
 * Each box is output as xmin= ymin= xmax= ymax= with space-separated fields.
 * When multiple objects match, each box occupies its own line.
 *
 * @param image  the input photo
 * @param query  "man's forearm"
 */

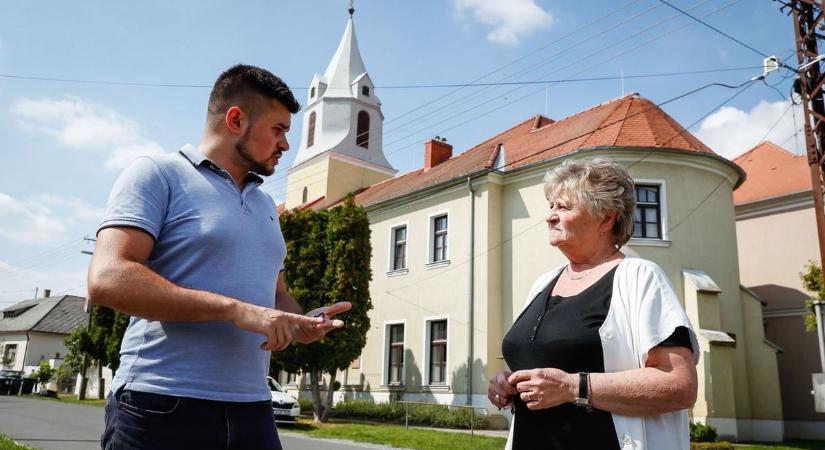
xmin=88 ymin=259 xmax=241 ymax=323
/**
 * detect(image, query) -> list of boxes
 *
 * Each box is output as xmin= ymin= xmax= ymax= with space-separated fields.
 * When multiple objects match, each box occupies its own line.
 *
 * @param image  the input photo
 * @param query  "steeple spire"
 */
xmin=322 ymin=13 xmax=366 ymax=92
xmin=285 ymin=6 xmax=395 ymax=210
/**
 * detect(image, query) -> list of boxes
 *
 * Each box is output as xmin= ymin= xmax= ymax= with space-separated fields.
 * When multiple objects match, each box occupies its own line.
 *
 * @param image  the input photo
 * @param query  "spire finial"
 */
xmin=348 ymin=0 xmax=355 ymax=17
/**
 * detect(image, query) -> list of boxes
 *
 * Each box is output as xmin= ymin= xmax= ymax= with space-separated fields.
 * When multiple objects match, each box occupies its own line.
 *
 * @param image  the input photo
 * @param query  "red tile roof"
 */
xmin=347 ymin=93 xmax=714 ymax=207
xmin=733 ymin=141 xmax=812 ymax=204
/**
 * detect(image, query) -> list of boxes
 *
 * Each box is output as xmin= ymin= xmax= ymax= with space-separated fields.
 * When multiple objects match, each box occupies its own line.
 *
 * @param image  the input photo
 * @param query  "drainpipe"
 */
xmin=814 ymin=300 xmax=825 ymax=373
xmin=21 ymin=331 xmax=30 ymax=372
xmin=466 ymin=177 xmax=476 ymax=406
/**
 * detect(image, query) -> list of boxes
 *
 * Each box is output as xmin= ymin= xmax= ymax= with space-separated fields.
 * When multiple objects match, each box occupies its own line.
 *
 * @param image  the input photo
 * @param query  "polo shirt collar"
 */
xmin=179 ymin=144 xmax=264 ymax=184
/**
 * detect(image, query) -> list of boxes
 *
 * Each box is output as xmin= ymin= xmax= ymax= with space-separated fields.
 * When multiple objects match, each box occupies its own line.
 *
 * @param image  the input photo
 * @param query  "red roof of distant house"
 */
xmin=733 ymin=141 xmax=812 ymax=205
xmin=348 ymin=93 xmax=714 ymax=208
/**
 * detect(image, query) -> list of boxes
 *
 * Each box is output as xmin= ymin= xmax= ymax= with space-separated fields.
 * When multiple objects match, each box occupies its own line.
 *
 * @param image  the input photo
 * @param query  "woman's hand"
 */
xmin=508 ymin=368 xmax=578 ymax=410
xmin=487 ymin=370 xmax=517 ymax=410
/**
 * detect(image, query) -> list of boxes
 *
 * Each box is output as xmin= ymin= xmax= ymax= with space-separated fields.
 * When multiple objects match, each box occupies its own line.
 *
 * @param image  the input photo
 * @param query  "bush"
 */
xmin=690 ymin=442 xmax=734 ymax=450
xmin=32 ymin=361 xmax=56 ymax=385
xmin=690 ymin=422 xmax=718 ymax=443
xmin=297 ymin=397 xmax=313 ymax=413
xmin=331 ymin=399 xmax=486 ymax=429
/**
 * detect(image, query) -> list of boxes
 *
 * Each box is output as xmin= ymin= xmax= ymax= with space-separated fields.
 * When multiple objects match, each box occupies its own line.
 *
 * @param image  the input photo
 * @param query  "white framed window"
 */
xmin=629 ymin=179 xmax=669 ymax=245
xmin=387 ymin=222 xmax=409 ymax=274
xmin=427 ymin=210 xmax=450 ymax=266
xmin=382 ymin=321 xmax=406 ymax=386
xmin=2 ymin=344 xmax=17 ymax=368
xmin=422 ymin=316 xmax=449 ymax=386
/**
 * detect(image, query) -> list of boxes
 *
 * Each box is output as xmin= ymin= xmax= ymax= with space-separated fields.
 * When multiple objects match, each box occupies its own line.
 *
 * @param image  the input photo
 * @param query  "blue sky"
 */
xmin=0 ymin=0 xmax=803 ymax=304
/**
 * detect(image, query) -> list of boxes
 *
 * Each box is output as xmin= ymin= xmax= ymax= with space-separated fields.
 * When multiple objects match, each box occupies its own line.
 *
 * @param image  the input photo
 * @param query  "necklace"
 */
xmin=565 ymin=249 xmax=618 ymax=281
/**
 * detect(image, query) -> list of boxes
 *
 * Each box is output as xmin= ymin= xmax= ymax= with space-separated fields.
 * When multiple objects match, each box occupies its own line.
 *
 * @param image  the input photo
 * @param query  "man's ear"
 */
xmin=224 ymin=106 xmax=246 ymax=136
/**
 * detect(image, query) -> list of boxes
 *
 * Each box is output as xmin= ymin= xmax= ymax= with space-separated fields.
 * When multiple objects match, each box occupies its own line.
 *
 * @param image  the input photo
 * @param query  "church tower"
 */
xmin=285 ymin=5 xmax=395 ymax=209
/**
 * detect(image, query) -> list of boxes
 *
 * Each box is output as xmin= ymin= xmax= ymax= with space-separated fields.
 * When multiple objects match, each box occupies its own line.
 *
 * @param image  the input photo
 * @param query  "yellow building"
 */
xmin=280 ymin=14 xmax=785 ymax=443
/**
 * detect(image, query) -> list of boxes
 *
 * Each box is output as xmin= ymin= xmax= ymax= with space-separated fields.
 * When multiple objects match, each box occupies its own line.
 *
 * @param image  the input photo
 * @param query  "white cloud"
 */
xmin=695 ymin=100 xmax=805 ymax=159
xmin=0 ymin=192 xmax=103 ymax=244
xmin=0 ymin=263 xmax=87 ymax=306
xmin=11 ymin=95 xmax=166 ymax=170
xmin=453 ymin=0 xmax=554 ymax=45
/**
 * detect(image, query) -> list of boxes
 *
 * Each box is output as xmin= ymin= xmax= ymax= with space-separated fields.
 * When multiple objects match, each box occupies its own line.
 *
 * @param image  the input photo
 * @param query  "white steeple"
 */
xmin=323 ymin=18 xmax=367 ymax=93
xmin=290 ymin=8 xmax=395 ymax=175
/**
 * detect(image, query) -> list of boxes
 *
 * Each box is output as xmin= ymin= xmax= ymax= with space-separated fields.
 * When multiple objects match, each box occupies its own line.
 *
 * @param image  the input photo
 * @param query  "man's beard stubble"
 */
xmin=234 ymin=128 xmax=274 ymax=177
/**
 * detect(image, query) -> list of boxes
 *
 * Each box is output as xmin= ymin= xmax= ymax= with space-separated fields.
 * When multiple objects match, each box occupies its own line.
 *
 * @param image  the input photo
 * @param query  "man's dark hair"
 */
xmin=207 ymin=64 xmax=301 ymax=124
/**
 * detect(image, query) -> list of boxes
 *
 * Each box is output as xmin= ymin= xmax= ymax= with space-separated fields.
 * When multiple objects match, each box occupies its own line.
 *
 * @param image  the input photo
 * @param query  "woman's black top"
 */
xmin=501 ymin=267 xmax=691 ymax=450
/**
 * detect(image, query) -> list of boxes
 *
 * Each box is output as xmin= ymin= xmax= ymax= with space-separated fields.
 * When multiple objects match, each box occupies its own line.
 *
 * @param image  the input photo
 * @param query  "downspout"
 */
xmin=21 ymin=331 xmax=30 ymax=371
xmin=466 ymin=177 xmax=476 ymax=406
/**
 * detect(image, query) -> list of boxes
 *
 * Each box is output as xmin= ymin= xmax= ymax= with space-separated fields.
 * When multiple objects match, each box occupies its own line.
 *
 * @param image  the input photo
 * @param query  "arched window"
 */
xmin=302 ymin=187 xmax=308 ymax=204
xmin=356 ymin=111 xmax=369 ymax=149
xmin=362 ymin=86 xmax=370 ymax=97
xmin=310 ymin=86 xmax=316 ymax=98
xmin=307 ymin=112 xmax=316 ymax=148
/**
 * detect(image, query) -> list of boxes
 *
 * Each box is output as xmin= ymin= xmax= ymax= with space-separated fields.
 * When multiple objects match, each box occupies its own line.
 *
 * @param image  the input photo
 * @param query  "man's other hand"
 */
xmin=292 ymin=301 xmax=352 ymax=344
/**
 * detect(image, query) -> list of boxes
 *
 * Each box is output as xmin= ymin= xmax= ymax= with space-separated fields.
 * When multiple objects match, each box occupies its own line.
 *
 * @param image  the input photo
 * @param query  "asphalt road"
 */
xmin=0 ymin=395 xmax=394 ymax=450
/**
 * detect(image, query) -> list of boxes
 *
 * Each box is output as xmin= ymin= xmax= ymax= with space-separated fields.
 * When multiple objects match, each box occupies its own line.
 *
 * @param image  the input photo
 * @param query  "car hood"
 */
xmin=270 ymin=391 xmax=297 ymax=405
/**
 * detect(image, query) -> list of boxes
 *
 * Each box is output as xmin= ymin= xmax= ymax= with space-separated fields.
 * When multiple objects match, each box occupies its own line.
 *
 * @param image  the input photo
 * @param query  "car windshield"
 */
xmin=268 ymin=378 xmax=284 ymax=393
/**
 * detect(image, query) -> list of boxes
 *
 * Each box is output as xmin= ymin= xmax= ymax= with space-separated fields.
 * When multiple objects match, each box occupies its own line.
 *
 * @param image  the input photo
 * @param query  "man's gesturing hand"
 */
xmin=292 ymin=301 xmax=352 ymax=344
xmin=231 ymin=302 xmax=324 ymax=351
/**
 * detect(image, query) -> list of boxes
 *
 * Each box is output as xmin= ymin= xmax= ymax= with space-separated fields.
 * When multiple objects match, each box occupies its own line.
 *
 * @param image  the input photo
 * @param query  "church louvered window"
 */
xmin=356 ymin=111 xmax=369 ymax=149
xmin=307 ymin=112 xmax=316 ymax=148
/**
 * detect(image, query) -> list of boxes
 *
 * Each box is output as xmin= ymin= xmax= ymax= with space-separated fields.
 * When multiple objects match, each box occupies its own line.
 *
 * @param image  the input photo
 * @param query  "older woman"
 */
xmin=488 ymin=158 xmax=698 ymax=450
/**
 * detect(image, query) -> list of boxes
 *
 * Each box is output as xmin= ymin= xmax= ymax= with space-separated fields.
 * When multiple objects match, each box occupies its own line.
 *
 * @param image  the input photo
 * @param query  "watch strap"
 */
xmin=575 ymin=372 xmax=593 ymax=411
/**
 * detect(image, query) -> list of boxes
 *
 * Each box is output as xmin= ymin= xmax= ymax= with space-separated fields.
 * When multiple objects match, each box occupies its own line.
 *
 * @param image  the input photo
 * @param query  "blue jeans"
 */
xmin=101 ymin=387 xmax=282 ymax=450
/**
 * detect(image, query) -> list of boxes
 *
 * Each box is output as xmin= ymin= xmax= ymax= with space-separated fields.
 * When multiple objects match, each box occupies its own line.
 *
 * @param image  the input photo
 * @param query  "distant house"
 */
xmin=0 ymin=294 xmax=88 ymax=374
xmin=734 ymin=141 xmax=824 ymax=439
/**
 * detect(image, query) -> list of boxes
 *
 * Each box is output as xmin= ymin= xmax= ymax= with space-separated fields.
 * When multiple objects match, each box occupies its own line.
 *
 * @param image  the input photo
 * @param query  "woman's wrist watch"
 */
xmin=575 ymin=372 xmax=593 ymax=412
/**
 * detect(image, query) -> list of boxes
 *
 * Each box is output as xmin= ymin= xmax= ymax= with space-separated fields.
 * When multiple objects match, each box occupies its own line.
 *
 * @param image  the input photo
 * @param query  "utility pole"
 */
xmin=77 ymin=236 xmax=96 ymax=400
xmin=782 ymin=0 xmax=825 ymax=411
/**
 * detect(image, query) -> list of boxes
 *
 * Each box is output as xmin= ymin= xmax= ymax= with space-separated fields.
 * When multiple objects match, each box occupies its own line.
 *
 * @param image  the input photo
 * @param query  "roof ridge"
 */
xmin=761 ymin=140 xmax=805 ymax=158
xmin=464 ymin=115 xmax=543 ymax=153
xmin=734 ymin=141 xmax=801 ymax=163
xmin=28 ymin=295 xmax=66 ymax=331
xmin=560 ymin=92 xmax=639 ymax=124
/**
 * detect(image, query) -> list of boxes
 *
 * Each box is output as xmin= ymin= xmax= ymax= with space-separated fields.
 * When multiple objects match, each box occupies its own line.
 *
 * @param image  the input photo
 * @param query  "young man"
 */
xmin=89 ymin=64 xmax=351 ymax=450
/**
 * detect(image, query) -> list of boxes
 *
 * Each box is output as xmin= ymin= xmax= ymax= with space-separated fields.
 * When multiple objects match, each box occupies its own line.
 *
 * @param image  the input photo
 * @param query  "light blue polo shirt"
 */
xmin=99 ymin=145 xmax=286 ymax=402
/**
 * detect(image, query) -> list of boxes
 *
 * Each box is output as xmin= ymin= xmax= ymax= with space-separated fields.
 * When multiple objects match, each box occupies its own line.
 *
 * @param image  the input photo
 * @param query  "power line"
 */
xmin=282 ymin=74 xmax=760 ymax=249
xmin=657 ymin=0 xmax=792 ymax=69
xmin=0 ymin=66 xmax=763 ymax=91
xmin=380 ymin=79 xmax=759 ymax=304
xmin=263 ymin=0 xmax=744 ymax=199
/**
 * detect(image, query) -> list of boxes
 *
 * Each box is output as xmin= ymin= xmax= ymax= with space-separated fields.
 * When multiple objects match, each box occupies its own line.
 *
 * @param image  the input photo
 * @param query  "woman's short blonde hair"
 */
xmin=543 ymin=158 xmax=636 ymax=247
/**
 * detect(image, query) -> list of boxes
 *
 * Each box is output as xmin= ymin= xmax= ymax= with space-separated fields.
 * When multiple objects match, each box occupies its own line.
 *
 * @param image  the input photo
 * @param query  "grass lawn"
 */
xmin=282 ymin=419 xmax=506 ymax=450
xmin=21 ymin=394 xmax=105 ymax=407
xmin=0 ymin=434 xmax=32 ymax=450
xmin=736 ymin=441 xmax=825 ymax=450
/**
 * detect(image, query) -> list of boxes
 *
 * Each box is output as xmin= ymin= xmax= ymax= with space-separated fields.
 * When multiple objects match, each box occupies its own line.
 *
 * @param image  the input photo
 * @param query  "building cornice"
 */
xmin=364 ymin=147 xmax=743 ymax=214
xmin=289 ymin=151 xmax=396 ymax=176
xmin=734 ymin=189 xmax=814 ymax=220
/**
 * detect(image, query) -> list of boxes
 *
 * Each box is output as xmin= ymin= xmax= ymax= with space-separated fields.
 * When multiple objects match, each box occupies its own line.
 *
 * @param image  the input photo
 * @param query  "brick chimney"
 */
xmin=424 ymin=137 xmax=452 ymax=171
xmin=43 ymin=289 xmax=51 ymax=298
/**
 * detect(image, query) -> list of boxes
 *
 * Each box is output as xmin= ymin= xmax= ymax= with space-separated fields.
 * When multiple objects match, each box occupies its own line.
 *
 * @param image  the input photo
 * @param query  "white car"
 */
xmin=267 ymin=376 xmax=301 ymax=423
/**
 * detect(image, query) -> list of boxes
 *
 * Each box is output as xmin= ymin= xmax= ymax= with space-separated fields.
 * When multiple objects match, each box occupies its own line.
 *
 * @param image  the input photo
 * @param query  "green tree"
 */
xmin=63 ymin=305 xmax=129 ymax=398
xmin=801 ymin=261 xmax=824 ymax=332
xmin=33 ymin=360 xmax=56 ymax=386
xmin=273 ymin=197 xmax=373 ymax=422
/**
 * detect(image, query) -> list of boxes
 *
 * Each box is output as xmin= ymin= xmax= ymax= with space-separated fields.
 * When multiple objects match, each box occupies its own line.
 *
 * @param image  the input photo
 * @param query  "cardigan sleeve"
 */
xmin=632 ymin=260 xmax=700 ymax=365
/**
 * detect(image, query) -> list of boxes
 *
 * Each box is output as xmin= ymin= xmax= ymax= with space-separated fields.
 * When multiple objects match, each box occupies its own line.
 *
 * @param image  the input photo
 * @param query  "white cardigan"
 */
xmin=505 ymin=257 xmax=699 ymax=450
